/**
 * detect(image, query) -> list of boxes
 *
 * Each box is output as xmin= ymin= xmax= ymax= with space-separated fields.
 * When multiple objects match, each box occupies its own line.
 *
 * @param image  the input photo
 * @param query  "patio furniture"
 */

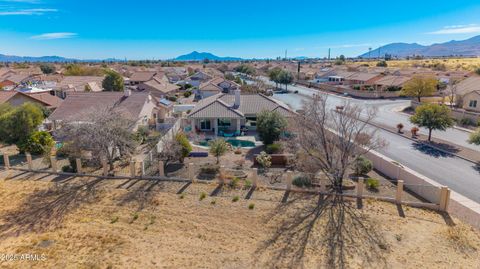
xmin=188 ymin=152 xmax=208 ymax=157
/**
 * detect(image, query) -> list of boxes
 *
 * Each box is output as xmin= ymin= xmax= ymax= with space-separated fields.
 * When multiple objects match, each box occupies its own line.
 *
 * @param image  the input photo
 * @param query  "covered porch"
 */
xmin=190 ymin=117 xmax=245 ymax=137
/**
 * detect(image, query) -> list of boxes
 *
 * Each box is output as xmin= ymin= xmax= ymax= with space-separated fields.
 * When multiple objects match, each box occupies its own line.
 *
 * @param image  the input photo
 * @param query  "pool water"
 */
xmin=198 ymin=139 xmax=256 ymax=148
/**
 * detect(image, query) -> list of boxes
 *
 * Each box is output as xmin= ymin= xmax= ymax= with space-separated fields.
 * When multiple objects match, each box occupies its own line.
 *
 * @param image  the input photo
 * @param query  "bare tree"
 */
xmin=58 ymin=107 xmax=138 ymax=171
xmin=447 ymin=79 xmax=459 ymax=108
xmin=286 ymin=94 xmax=385 ymax=193
xmin=156 ymin=133 xmax=183 ymax=172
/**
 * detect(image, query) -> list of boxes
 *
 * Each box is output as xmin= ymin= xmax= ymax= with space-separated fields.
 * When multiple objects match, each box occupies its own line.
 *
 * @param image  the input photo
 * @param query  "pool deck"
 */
xmin=191 ymin=132 xmax=263 ymax=149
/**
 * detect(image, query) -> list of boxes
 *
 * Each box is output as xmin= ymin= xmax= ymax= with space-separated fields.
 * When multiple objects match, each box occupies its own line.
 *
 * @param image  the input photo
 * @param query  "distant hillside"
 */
xmin=0 ymin=54 xmax=78 ymax=62
xmin=175 ymin=51 xmax=242 ymax=61
xmin=359 ymin=35 xmax=480 ymax=58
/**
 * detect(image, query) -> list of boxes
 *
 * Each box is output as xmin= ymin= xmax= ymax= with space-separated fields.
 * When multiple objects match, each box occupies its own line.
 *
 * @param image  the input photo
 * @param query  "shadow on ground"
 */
xmin=0 ymin=178 xmax=102 ymax=238
xmin=412 ymin=142 xmax=456 ymax=158
xmin=255 ymin=193 xmax=389 ymax=268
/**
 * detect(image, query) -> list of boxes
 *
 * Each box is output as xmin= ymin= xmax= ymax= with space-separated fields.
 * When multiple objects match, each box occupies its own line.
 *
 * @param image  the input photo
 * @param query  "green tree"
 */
xmin=468 ymin=128 xmax=480 ymax=145
xmin=402 ymin=76 xmax=437 ymax=102
xmin=18 ymin=131 xmax=55 ymax=154
xmin=175 ymin=132 xmax=192 ymax=160
xmin=0 ymin=103 xmax=44 ymax=146
xmin=209 ymin=139 xmax=229 ymax=164
xmin=256 ymin=110 xmax=287 ymax=145
xmin=410 ymin=103 xmax=454 ymax=141
xmin=475 ymin=68 xmax=480 ymax=76
xmin=102 ymin=71 xmax=124 ymax=91
xmin=234 ymin=64 xmax=256 ymax=76
xmin=268 ymin=67 xmax=282 ymax=89
xmin=339 ymin=55 xmax=346 ymax=62
xmin=39 ymin=63 xmax=56 ymax=74
xmin=277 ymin=70 xmax=294 ymax=91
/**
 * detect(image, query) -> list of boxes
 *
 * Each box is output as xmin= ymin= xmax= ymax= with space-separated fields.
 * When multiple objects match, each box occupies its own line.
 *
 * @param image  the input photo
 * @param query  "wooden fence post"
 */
xmin=439 ymin=186 xmax=451 ymax=212
xmin=102 ymin=159 xmax=108 ymax=176
xmin=50 ymin=156 xmax=57 ymax=173
xmin=26 ymin=153 xmax=32 ymax=170
xmin=251 ymin=168 xmax=258 ymax=187
xmin=396 ymin=180 xmax=404 ymax=204
xmin=3 ymin=154 xmax=10 ymax=170
xmin=75 ymin=158 xmax=82 ymax=174
xmin=357 ymin=178 xmax=364 ymax=198
xmin=130 ymin=161 xmax=136 ymax=177
xmin=158 ymin=161 xmax=165 ymax=177
xmin=286 ymin=171 xmax=293 ymax=191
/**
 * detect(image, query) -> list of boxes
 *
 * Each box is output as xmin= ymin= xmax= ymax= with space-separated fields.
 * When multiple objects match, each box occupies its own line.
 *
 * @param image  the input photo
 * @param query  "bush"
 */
xmin=229 ymin=177 xmax=240 ymax=189
xmin=175 ymin=132 xmax=192 ymax=159
xmin=265 ymin=143 xmax=282 ymax=154
xmin=460 ymin=118 xmax=476 ymax=126
xmin=183 ymin=91 xmax=192 ymax=98
xmin=365 ymin=178 xmax=380 ymax=191
xmin=292 ymin=175 xmax=312 ymax=188
xmin=232 ymin=196 xmax=239 ymax=202
xmin=18 ymin=131 xmax=55 ymax=154
xmin=376 ymin=60 xmax=388 ymax=67
xmin=244 ymin=179 xmax=252 ymax=189
xmin=168 ymin=96 xmax=177 ymax=102
xmin=353 ymin=156 xmax=373 ymax=176
xmin=199 ymin=192 xmax=207 ymax=201
xmin=248 ymin=203 xmax=255 ymax=210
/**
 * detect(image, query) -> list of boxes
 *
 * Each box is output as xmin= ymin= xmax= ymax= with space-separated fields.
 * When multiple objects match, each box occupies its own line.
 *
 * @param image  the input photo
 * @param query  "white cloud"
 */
xmin=427 ymin=24 xmax=480 ymax=34
xmin=31 ymin=32 xmax=77 ymax=40
xmin=0 ymin=8 xmax=56 ymax=15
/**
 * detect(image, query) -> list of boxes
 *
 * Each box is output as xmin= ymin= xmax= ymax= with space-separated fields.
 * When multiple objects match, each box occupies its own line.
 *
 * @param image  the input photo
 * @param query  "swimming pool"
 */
xmin=197 ymin=139 xmax=256 ymax=148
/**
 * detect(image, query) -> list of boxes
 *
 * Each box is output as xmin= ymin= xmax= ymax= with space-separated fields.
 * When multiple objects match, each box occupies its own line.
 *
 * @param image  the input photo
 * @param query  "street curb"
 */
xmin=368 ymin=121 xmax=479 ymax=165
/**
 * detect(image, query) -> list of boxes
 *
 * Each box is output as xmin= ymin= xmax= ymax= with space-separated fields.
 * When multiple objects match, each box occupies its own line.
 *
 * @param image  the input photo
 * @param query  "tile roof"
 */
xmin=0 ymin=91 xmax=62 ymax=108
xmin=374 ymin=75 xmax=412 ymax=87
xmin=0 ymin=91 xmax=16 ymax=103
xmin=188 ymin=93 xmax=294 ymax=119
xmin=48 ymin=91 xmax=150 ymax=122
xmin=129 ymin=71 xmax=157 ymax=82
xmin=57 ymin=76 xmax=105 ymax=90
xmin=455 ymin=76 xmax=480 ymax=96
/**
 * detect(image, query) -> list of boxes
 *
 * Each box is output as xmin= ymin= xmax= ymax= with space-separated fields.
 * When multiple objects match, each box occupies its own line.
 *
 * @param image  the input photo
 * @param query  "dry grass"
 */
xmin=355 ymin=58 xmax=480 ymax=71
xmin=0 ymin=176 xmax=479 ymax=268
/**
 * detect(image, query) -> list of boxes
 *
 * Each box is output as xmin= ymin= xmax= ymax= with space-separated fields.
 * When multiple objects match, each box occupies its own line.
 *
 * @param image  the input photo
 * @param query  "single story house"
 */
xmin=187 ymin=90 xmax=294 ymax=136
xmin=196 ymin=77 xmax=241 ymax=99
xmin=185 ymin=71 xmax=213 ymax=88
xmin=373 ymin=75 xmax=412 ymax=91
xmin=55 ymin=76 xmax=105 ymax=98
xmin=0 ymin=73 xmax=33 ymax=90
xmin=0 ymin=90 xmax=63 ymax=110
xmin=462 ymin=91 xmax=480 ymax=112
xmin=48 ymin=90 xmax=160 ymax=131
xmin=455 ymin=76 xmax=480 ymax=112
xmin=129 ymin=71 xmax=159 ymax=85
xmin=138 ymin=76 xmax=180 ymax=99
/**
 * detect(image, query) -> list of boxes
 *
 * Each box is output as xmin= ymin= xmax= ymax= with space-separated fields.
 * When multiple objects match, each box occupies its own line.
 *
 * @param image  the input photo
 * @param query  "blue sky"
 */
xmin=1 ymin=0 xmax=480 ymax=59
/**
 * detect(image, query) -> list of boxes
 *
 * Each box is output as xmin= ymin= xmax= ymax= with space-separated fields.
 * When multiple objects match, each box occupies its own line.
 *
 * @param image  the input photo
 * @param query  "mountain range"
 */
xmin=359 ymin=35 xmax=480 ymax=58
xmin=174 ymin=51 xmax=242 ymax=61
xmin=0 ymin=54 xmax=79 ymax=62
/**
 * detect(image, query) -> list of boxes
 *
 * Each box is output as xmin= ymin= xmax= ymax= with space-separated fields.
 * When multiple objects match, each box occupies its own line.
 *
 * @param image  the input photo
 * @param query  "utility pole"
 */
xmin=328 ymin=48 xmax=331 ymax=61
xmin=285 ymin=49 xmax=288 ymax=61
xmin=368 ymin=48 xmax=372 ymax=60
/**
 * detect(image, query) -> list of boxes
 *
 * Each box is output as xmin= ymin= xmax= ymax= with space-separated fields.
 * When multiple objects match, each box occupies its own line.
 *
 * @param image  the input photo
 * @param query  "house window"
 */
xmin=469 ymin=100 xmax=478 ymax=108
xmin=218 ymin=119 xmax=231 ymax=129
xmin=200 ymin=119 xmax=211 ymax=130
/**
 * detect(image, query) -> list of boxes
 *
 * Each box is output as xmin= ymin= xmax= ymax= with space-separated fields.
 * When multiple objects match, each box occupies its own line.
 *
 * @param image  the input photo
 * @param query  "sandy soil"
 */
xmin=0 ymin=172 xmax=479 ymax=269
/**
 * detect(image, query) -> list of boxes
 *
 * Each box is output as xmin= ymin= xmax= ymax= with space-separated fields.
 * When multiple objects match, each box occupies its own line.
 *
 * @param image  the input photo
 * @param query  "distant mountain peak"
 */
xmin=359 ymin=35 xmax=480 ymax=58
xmin=175 ymin=51 xmax=242 ymax=61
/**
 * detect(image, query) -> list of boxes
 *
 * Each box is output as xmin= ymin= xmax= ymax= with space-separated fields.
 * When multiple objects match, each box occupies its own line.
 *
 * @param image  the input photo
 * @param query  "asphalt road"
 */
xmin=267 ymin=81 xmax=480 ymax=203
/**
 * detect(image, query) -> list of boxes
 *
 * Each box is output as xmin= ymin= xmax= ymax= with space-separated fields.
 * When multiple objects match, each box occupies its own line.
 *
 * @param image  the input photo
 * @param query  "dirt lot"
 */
xmin=0 ymin=171 xmax=479 ymax=269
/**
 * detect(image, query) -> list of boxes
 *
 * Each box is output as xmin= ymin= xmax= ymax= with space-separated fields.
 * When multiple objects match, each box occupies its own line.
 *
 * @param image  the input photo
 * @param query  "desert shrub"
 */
xmin=376 ymin=60 xmax=388 ymax=67
xmin=234 ymin=147 xmax=242 ymax=154
xmin=256 ymin=151 xmax=271 ymax=171
xmin=229 ymin=177 xmax=240 ymax=189
xmin=460 ymin=118 xmax=475 ymax=126
xmin=168 ymin=96 xmax=177 ymax=102
xmin=199 ymin=192 xmax=207 ymax=201
xmin=210 ymin=199 xmax=216 ymax=205
xmin=265 ymin=143 xmax=282 ymax=154
xmin=179 ymin=193 xmax=185 ymax=199
xmin=244 ymin=179 xmax=252 ymax=189
xmin=232 ymin=195 xmax=239 ymax=202
xmin=353 ymin=156 xmax=373 ymax=176
xmin=248 ymin=203 xmax=255 ymax=210
xmin=365 ymin=178 xmax=380 ymax=191
xmin=110 ymin=216 xmax=119 ymax=224
xmin=292 ymin=175 xmax=312 ymax=188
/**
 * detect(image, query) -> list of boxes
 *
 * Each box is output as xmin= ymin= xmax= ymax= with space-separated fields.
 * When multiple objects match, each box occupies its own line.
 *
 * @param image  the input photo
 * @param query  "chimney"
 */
xmin=124 ymin=89 xmax=131 ymax=97
xmin=234 ymin=89 xmax=241 ymax=108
